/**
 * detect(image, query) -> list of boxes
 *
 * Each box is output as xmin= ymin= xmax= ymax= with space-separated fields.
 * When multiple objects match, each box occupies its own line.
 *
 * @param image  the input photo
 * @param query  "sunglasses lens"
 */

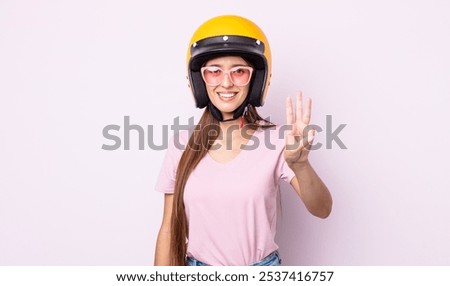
xmin=230 ymin=67 xmax=252 ymax=86
xmin=202 ymin=67 xmax=223 ymax=86
xmin=202 ymin=67 xmax=252 ymax=86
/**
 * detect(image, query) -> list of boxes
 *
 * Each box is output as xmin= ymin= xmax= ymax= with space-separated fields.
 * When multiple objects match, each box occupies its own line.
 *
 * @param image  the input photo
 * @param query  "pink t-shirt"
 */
xmin=155 ymin=125 xmax=295 ymax=265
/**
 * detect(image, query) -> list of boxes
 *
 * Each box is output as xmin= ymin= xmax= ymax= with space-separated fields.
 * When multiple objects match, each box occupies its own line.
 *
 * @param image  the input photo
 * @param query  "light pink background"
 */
xmin=1 ymin=0 xmax=449 ymax=265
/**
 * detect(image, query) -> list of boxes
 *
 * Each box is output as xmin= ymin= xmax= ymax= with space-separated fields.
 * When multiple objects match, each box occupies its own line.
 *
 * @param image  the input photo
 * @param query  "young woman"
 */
xmin=154 ymin=15 xmax=332 ymax=266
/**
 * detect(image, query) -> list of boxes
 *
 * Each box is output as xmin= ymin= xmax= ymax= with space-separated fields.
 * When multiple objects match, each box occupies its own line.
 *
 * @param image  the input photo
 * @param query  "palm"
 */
xmin=285 ymin=91 xmax=315 ymax=165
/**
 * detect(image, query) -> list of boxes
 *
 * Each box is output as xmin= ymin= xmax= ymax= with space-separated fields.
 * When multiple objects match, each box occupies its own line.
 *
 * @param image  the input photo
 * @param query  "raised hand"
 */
xmin=285 ymin=91 xmax=315 ymax=166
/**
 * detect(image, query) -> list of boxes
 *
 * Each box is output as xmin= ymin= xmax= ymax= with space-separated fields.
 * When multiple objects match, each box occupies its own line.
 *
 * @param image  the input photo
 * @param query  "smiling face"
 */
xmin=203 ymin=56 xmax=251 ymax=120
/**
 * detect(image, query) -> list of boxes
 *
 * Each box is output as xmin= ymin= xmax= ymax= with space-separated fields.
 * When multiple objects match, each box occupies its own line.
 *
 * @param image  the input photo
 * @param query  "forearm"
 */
xmin=289 ymin=161 xmax=332 ymax=218
xmin=154 ymin=229 xmax=171 ymax=265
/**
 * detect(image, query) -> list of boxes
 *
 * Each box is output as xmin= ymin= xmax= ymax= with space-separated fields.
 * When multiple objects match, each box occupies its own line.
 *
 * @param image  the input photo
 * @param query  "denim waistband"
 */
xmin=186 ymin=250 xmax=281 ymax=266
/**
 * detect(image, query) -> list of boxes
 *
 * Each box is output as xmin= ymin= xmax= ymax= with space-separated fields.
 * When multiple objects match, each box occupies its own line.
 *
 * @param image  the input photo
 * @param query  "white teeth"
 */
xmin=218 ymin=93 xmax=236 ymax=98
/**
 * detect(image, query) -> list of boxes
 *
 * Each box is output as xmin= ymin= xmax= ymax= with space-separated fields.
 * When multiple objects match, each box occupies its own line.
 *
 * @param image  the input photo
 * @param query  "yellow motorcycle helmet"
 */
xmin=186 ymin=15 xmax=272 ymax=121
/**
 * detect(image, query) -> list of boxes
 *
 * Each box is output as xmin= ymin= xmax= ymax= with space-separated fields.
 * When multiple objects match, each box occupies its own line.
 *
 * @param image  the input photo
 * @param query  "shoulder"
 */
xmin=171 ymin=129 xmax=190 ymax=148
xmin=166 ymin=129 xmax=191 ymax=156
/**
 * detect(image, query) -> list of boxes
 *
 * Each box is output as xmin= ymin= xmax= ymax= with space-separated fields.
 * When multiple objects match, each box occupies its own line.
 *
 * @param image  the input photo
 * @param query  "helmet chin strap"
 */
xmin=208 ymin=98 xmax=250 ymax=123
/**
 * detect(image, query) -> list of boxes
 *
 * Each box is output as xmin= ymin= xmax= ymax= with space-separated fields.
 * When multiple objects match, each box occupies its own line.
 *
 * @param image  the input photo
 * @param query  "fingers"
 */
xmin=294 ymin=91 xmax=312 ymax=124
xmin=287 ymin=90 xmax=313 ymax=136
xmin=285 ymin=96 xmax=295 ymax=125
xmin=304 ymin=97 xmax=312 ymax=125
xmin=285 ymin=92 xmax=315 ymax=159
xmin=285 ymin=96 xmax=295 ymax=146
xmin=306 ymin=128 xmax=315 ymax=145
xmin=299 ymin=128 xmax=315 ymax=148
xmin=296 ymin=91 xmax=303 ymax=124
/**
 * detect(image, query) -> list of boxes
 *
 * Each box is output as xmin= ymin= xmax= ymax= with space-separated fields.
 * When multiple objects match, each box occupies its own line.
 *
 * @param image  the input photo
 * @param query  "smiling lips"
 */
xmin=218 ymin=92 xmax=238 ymax=101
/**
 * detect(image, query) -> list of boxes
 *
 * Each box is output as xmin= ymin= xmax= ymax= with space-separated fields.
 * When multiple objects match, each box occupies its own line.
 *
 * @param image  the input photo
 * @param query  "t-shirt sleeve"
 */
xmin=154 ymin=131 xmax=187 ymax=194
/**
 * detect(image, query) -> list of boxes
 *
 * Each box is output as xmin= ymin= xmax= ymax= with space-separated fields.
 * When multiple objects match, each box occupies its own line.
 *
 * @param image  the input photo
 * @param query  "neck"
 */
xmin=219 ymin=117 xmax=241 ymax=131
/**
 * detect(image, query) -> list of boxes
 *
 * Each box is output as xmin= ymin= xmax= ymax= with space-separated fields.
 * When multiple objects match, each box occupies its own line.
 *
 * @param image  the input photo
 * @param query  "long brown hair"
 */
xmin=169 ymin=104 xmax=275 ymax=265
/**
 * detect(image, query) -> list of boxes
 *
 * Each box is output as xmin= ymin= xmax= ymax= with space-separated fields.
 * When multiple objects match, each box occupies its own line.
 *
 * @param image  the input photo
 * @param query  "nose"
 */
xmin=220 ymin=72 xmax=234 ymax=88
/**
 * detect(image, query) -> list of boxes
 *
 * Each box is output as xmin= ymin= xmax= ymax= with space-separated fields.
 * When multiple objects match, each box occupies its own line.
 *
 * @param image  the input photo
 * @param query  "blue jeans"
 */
xmin=186 ymin=250 xmax=281 ymax=266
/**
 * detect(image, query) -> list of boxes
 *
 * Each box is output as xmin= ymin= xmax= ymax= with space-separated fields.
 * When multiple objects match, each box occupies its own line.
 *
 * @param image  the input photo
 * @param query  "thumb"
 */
xmin=307 ymin=129 xmax=315 ymax=145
